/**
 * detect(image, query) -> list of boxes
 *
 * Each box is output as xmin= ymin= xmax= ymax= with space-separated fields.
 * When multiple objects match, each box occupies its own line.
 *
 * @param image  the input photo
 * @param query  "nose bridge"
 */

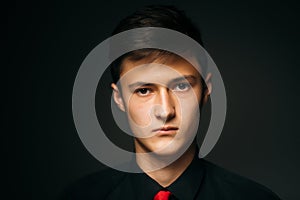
xmin=155 ymin=87 xmax=175 ymax=119
xmin=160 ymin=88 xmax=172 ymax=106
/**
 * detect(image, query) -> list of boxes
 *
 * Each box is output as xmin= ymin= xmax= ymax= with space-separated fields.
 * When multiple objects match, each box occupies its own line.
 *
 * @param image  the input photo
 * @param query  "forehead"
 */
xmin=119 ymin=55 xmax=201 ymax=85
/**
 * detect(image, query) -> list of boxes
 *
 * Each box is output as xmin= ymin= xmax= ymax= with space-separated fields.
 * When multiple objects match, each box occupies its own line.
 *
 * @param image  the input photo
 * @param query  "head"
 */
xmin=110 ymin=5 xmax=211 ymax=156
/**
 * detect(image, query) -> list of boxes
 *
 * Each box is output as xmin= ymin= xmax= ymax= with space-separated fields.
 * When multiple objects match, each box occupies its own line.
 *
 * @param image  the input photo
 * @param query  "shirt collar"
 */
xmin=130 ymin=170 xmax=162 ymax=199
xmin=167 ymin=156 xmax=205 ymax=199
xmin=130 ymin=155 xmax=205 ymax=199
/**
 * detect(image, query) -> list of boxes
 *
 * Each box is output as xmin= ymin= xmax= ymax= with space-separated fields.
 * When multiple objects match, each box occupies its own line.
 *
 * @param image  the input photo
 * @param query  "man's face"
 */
xmin=112 ymin=55 xmax=209 ymax=156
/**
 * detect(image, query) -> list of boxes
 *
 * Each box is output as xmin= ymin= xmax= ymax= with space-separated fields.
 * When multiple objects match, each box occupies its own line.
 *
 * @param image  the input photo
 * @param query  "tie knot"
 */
xmin=153 ymin=190 xmax=172 ymax=200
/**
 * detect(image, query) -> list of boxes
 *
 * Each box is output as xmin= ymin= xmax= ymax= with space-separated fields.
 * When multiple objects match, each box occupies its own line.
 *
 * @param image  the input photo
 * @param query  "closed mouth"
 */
xmin=153 ymin=126 xmax=179 ymax=132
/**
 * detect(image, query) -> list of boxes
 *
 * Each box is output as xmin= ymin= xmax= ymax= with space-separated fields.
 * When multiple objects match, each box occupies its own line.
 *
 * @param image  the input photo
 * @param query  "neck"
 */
xmin=136 ymin=143 xmax=196 ymax=187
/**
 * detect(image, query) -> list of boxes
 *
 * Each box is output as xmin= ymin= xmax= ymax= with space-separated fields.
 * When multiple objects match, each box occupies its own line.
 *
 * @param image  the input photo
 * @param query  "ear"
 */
xmin=202 ymin=72 xmax=212 ymax=104
xmin=111 ymin=83 xmax=126 ymax=112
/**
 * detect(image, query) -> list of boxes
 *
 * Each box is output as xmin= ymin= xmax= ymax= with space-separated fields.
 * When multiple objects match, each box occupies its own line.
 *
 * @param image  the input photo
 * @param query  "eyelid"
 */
xmin=135 ymin=87 xmax=149 ymax=91
xmin=131 ymin=84 xmax=151 ymax=92
xmin=170 ymin=81 xmax=191 ymax=90
xmin=134 ymin=85 xmax=153 ymax=91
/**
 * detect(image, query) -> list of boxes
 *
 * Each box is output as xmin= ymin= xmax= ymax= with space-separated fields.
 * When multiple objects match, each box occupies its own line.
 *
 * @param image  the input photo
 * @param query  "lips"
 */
xmin=153 ymin=126 xmax=178 ymax=135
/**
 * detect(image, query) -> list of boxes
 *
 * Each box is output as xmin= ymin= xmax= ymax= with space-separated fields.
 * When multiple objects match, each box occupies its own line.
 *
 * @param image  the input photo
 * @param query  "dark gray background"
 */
xmin=13 ymin=0 xmax=299 ymax=199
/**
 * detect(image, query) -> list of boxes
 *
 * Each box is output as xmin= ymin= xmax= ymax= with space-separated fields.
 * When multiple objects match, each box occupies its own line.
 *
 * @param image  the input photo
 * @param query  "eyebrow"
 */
xmin=128 ymin=75 xmax=198 ymax=90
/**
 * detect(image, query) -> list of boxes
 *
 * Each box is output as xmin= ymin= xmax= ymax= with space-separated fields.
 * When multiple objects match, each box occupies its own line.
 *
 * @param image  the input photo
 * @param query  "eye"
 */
xmin=173 ymin=83 xmax=191 ymax=92
xmin=135 ymin=88 xmax=152 ymax=96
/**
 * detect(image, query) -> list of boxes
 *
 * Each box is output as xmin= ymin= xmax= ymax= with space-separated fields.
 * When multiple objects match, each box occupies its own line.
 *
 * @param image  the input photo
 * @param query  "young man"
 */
xmin=64 ymin=5 xmax=281 ymax=200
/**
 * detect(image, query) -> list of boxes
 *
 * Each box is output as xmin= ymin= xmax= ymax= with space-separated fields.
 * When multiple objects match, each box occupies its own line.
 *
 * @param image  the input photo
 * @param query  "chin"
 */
xmin=135 ymin=136 xmax=193 ymax=156
xmin=151 ymin=141 xmax=190 ymax=158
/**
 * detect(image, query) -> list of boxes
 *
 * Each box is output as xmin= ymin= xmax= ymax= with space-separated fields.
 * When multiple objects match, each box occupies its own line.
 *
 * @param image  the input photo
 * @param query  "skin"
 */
xmin=111 ymin=55 xmax=211 ymax=186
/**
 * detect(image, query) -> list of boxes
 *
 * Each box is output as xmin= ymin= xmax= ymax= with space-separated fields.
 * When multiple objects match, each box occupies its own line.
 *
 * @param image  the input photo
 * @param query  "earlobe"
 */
xmin=111 ymin=83 xmax=126 ymax=112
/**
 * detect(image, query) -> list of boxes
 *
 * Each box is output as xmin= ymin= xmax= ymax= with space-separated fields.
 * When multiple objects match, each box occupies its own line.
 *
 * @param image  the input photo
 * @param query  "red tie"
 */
xmin=153 ymin=190 xmax=172 ymax=200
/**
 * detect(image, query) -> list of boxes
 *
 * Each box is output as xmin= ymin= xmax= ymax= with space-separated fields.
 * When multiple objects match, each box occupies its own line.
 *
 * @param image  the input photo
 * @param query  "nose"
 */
xmin=154 ymin=88 xmax=176 ymax=121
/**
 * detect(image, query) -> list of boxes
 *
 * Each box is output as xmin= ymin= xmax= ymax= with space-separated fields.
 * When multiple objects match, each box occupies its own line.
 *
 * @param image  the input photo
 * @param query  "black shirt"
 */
xmin=62 ymin=156 xmax=281 ymax=200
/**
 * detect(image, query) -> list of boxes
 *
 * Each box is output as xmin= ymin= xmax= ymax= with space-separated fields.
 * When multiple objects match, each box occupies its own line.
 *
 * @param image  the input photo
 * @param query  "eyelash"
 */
xmin=134 ymin=83 xmax=191 ymax=96
xmin=173 ymin=83 xmax=191 ymax=92
xmin=135 ymin=88 xmax=152 ymax=96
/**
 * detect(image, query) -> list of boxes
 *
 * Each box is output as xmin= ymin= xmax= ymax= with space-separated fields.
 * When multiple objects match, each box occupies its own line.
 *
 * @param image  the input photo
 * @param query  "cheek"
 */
xmin=127 ymin=99 xmax=152 ymax=126
xmin=193 ymin=86 xmax=203 ymax=102
xmin=180 ymin=102 xmax=199 ymax=119
xmin=178 ymin=97 xmax=200 ymax=129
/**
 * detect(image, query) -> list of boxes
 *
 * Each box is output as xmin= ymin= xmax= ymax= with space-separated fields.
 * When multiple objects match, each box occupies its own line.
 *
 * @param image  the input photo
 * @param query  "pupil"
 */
xmin=179 ymin=83 xmax=186 ymax=89
xmin=140 ymin=89 xmax=148 ymax=94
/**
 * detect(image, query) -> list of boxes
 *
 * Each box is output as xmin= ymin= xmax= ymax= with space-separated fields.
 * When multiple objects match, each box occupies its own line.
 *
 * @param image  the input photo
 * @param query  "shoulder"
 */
xmin=201 ymin=159 xmax=281 ymax=199
xmin=60 ymin=167 xmax=128 ymax=200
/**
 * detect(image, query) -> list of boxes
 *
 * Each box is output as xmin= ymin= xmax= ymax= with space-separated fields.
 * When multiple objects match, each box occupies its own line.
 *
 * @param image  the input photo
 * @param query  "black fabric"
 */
xmin=62 ymin=157 xmax=281 ymax=200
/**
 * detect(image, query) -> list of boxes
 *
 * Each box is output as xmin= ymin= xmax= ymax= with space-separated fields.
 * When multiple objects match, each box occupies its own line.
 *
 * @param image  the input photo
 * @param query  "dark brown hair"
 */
xmin=110 ymin=5 xmax=204 ymax=83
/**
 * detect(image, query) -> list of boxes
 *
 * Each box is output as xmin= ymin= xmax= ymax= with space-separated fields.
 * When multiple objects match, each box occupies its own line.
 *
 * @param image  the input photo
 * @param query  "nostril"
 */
xmin=153 ymin=105 xmax=175 ymax=121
